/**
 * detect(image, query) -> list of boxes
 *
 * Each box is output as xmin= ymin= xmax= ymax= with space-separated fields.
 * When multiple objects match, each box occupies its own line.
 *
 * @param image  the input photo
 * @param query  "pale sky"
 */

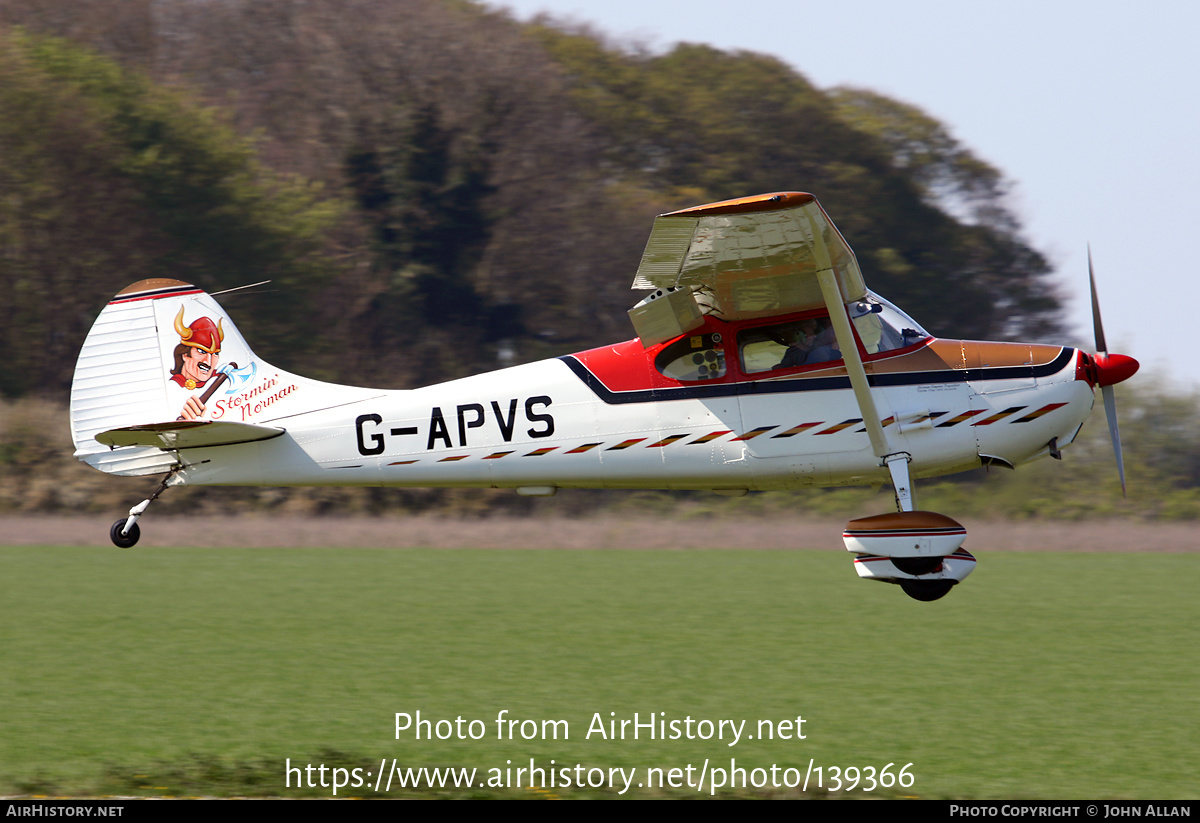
xmin=488 ymin=0 xmax=1199 ymax=390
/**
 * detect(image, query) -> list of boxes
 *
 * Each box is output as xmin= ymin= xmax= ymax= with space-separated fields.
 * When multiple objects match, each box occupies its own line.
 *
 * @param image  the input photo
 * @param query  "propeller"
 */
xmin=1088 ymin=247 xmax=1139 ymax=497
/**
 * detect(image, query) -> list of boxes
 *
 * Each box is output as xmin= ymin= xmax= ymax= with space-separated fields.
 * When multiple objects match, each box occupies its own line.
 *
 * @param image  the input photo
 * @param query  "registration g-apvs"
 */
xmin=70 ymin=192 xmax=1137 ymax=601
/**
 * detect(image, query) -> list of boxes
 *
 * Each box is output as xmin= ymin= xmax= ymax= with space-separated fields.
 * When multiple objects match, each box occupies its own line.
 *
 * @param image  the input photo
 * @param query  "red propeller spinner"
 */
xmin=1091 ymin=353 xmax=1139 ymax=387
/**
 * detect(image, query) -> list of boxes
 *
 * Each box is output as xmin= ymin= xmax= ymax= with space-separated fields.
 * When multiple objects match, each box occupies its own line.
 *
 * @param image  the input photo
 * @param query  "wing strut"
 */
xmin=807 ymin=214 xmax=914 ymax=509
xmin=808 ymin=216 xmax=888 ymax=459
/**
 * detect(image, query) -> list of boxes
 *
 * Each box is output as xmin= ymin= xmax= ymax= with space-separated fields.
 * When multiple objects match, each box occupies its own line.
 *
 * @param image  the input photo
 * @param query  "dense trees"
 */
xmin=531 ymin=28 xmax=1061 ymax=340
xmin=1 ymin=0 xmax=1064 ymax=397
xmin=0 ymin=28 xmax=337 ymax=396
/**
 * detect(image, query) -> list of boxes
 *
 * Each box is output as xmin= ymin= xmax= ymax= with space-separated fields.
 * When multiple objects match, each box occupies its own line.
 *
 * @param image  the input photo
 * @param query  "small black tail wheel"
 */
xmin=110 ymin=518 xmax=140 ymax=548
xmin=900 ymin=579 xmax=954 ymax=602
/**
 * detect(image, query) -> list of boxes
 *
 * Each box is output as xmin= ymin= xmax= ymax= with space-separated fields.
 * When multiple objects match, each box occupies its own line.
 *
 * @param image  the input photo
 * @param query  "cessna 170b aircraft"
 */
xmin=69 ymin=192 xmax=1138 ymax=601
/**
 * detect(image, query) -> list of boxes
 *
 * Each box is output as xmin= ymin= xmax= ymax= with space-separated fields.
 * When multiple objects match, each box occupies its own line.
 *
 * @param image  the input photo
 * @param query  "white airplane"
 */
xmin=69 ymin=192 xmax=1138 ymax=600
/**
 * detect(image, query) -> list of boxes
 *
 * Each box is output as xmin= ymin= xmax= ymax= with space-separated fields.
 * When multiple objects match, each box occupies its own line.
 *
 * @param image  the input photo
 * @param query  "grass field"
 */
xmin=1 ymin=541 xmax=1197 ymax=798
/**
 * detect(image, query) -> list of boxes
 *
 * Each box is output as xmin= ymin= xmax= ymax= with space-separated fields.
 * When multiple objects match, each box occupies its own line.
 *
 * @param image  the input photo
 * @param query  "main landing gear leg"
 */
xmin=883 ymin=452 xmax=914 ymax=512
xmin=864 ymin=451 xmax=964 ymax=607
xmin=110 ymin=472 xmax=177 ymax=548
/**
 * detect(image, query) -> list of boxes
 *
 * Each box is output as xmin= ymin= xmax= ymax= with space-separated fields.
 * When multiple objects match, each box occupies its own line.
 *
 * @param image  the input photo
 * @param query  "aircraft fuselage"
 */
xmin=173 ymin=336 xmax=1094 ymax=493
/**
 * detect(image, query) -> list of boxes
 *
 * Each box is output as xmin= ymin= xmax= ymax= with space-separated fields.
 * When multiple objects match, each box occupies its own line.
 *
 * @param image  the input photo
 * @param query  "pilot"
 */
xmin=778 ymin=318 xmax=839 ymax=368
xmin=170 ymin=308 xmax=223 ymax=419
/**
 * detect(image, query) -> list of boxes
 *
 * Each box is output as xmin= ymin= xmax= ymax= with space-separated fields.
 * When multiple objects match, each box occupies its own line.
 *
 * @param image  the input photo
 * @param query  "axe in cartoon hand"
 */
xmin=176 ymin=362 xmax=239 ymax=421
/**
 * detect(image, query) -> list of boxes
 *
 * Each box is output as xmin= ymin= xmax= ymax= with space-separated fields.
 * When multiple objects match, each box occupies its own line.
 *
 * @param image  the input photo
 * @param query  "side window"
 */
xmin=655 ymin=332 xmax=726 ymax=381
xmin=739 ymin=317 xmax=842 ymax=374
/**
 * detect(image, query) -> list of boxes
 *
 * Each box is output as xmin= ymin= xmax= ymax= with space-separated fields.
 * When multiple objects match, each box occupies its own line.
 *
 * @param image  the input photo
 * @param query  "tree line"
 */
xmin=1 ymin=0 xmax=1061 ymax=399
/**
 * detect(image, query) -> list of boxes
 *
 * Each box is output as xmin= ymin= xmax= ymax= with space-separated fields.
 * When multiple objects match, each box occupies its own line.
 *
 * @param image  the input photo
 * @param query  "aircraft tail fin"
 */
xmin=69 ymin=279 xmax=277 ymax=476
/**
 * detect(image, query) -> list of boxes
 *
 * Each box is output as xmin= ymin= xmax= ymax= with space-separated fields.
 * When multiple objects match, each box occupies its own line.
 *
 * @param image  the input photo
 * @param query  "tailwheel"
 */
xmin=900 ymin=579 xmax=955 ymax=602
xmin=110 ymin=518 xmax=141 ymax=548
xmin=108 ymin=471 xmax=177 ymax=548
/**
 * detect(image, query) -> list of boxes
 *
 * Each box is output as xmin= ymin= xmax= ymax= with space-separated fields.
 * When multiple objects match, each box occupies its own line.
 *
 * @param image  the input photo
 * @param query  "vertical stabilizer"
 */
xmin=69 ymin=279 xmax=261 ymax=475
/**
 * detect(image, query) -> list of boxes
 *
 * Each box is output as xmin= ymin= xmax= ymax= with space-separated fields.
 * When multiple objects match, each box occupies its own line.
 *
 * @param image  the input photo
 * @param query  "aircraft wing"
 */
xmin=630 ymin=192 xmax=868 ymax=323
xmin=631 ymin=191 xmax=892 ymax=459
xmin=96 ymin=420 xmax=285 ymax=450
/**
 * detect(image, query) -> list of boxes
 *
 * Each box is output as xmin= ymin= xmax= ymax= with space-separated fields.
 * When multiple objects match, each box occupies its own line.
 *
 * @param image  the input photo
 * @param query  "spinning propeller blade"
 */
xmin=1089 ymin=247 xmax=1107 ymax=356
xmin=1102 ymin=383 xmax=1125 ymax=497
xmin=1088 ymin=248 xmax=1137 ymax=497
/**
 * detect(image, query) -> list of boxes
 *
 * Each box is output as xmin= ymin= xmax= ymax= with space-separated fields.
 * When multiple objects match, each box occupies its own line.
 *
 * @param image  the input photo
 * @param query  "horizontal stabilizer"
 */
xmin=96 ymin=420 xmax=285 ymax=450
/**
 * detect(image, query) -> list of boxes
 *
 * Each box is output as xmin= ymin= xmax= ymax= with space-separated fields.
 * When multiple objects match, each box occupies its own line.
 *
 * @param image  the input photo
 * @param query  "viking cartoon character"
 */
xmin=171 ymin=307 xmax=223 ymax=419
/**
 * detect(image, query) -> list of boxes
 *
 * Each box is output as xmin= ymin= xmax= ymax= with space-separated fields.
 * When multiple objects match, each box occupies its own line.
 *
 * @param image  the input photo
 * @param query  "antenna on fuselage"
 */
xmin=209 ymin=280 xmax=272 ymax=298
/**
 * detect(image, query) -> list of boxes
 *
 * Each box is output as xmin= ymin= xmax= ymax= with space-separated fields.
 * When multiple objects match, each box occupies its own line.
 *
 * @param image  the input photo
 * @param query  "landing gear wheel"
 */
xmin=110 ymin=518 xmax=141 ymax=548
xmin=900 ymin=579 xmax=954 ymax=602
xmin=108 ymin=471 xmax=177 ymax=548
xmin=892 ymin=556 xmax=945 ymax=576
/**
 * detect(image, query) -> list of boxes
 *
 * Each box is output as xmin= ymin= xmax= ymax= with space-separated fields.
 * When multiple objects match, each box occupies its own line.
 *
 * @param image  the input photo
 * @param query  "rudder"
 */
xmin=69 ymin=279 xmax=263 ymax=476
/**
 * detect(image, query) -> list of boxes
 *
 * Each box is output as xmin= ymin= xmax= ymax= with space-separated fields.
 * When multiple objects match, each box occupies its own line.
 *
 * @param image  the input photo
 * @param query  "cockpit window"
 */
xmin=850 ymin=293 xmax=931 ymax=355
xmin=655 ymin=332 xmax=726 ymax=381
xmin=739 ymin=315 xmax=842 ymax=374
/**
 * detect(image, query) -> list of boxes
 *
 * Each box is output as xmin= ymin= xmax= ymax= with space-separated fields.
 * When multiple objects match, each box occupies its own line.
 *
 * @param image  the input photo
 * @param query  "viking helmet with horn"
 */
xmin=174 ymin=307 xmax=224 ymax=354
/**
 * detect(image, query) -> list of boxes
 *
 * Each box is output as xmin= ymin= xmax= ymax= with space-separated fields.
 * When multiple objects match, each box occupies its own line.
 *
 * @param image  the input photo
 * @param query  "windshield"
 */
xmin=849 ymin=291 xmax=931 ymax=355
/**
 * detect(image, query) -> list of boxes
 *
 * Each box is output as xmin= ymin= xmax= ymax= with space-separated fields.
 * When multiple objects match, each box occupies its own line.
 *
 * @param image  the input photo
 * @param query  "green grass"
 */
xmin=1 ymin=545 xmax=1196 ymax=798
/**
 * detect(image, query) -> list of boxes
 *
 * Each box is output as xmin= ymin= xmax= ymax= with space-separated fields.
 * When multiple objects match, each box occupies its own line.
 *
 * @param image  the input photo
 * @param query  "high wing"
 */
xmin=629 ymin=192 xmax=867 ymax=338
xmin=628 ymin=191 xmax=890 ymax=459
